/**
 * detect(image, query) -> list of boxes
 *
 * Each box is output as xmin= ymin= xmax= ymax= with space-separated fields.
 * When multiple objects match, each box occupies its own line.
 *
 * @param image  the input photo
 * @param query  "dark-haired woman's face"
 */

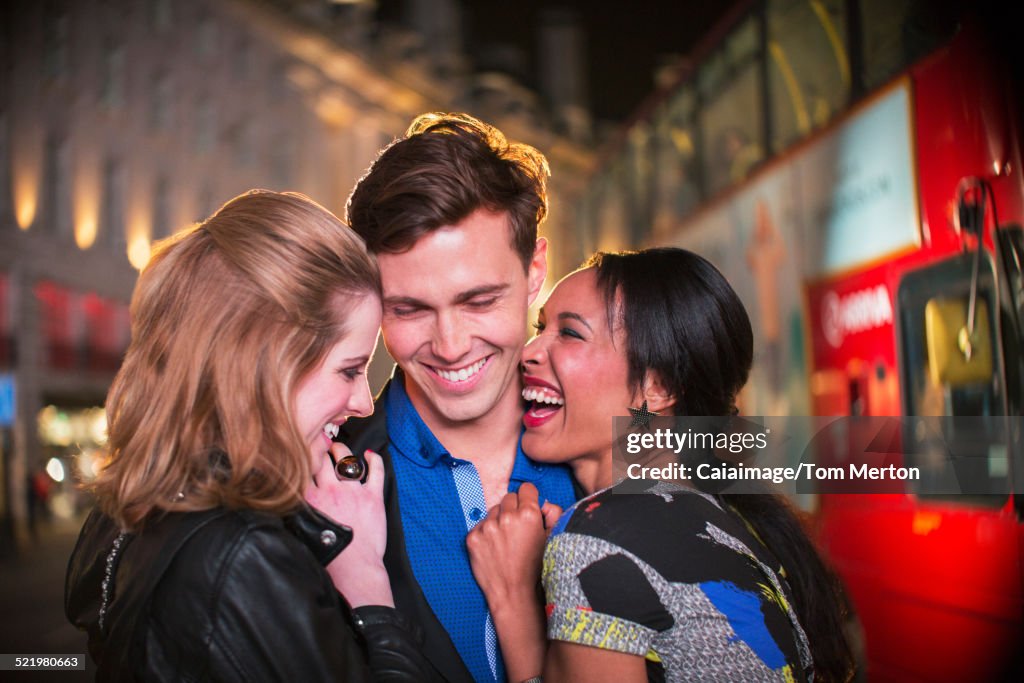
xmin=521 ymin=268 xmax=633 ymax=470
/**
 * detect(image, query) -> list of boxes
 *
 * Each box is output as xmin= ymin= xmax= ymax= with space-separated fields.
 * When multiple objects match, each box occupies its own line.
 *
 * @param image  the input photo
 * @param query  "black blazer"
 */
xmin=340 ymin=378 xmax=475 ymax=683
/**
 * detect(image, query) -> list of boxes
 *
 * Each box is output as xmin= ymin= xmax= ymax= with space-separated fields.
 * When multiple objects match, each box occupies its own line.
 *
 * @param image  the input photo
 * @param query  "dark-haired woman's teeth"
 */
xmin=521 ymin=388 xmax=564 ymax=405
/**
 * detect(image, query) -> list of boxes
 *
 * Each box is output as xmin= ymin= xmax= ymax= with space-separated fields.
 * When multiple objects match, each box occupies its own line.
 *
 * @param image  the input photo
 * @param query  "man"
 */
xmin=341 ymin=113 xmax=577 ymax=683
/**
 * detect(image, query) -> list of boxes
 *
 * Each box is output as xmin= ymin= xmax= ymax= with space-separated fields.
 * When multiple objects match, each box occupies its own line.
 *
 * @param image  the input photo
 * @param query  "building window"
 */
xmin=270 ymin=134 xmax=294 ymax=188
xmin=35 ymin=281 xmax=78 ymax=370
xmin=0 ymin=273 xmax=13 ymax=367
xmin=195 ymin=98 xmax=214 ymax=153
xmin=0 ymin=112 xmax=10 ymax=227
xmin=271 ymin=58 xmax=291 ymax=102
xmin=101 ymin=43 xmax=126 ymax=109
xmin=226 ymin=120 xmax=253 ymax=167
xmin=43 ymin=3 xmax=70 ymax=81
xmin=196 ymin=185 xmax=215 ymax=222
xmin=101 ymin=158 xmax=125 ymax=250
xmin=150 ymin=72 xmax=173 ymax=132
xmin=149 ymin=0 xmax=172 ymax=33
xmin=197 ymin=15 xmax=218 ymax=59
xmin=234 ymin=34 xmax=252 ymax=80
xmin=153 ymin=175 xmax=170 ymax=238
xmin=43 ymin=134 xmax=71 ymax=237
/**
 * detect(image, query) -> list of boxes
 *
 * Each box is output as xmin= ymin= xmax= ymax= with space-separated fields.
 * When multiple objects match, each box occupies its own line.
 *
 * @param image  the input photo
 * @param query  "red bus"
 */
xmin=568 ymin=1 xmax=1022 ymax=680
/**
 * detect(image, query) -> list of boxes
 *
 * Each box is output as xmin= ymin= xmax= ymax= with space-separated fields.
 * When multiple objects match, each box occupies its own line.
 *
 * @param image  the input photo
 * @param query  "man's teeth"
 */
xmin=323 ymin=423 xmax=340 ymax=439
xmin=521 ymin=387 xmax=564 ymax=406
xmin=436 ymin=359 xmax=486 ymax=382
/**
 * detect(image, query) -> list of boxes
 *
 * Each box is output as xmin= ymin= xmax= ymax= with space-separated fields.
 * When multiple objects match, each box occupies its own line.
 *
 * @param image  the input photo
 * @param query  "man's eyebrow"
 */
xmin=557 ymin=311 xmax=593 ymax=332
xmin=453 ymin=284 xmax=509 ymax=305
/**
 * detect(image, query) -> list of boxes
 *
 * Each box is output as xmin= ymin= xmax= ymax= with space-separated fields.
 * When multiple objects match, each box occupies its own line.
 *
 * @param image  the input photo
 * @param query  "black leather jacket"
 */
xmin=65 ymin=504 xmax=435 ymax=682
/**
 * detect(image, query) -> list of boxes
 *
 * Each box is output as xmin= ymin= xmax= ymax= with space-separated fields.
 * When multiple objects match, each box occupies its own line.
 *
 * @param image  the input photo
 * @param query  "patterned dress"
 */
xmin=543 ymin=480 xmax=813 ymax=682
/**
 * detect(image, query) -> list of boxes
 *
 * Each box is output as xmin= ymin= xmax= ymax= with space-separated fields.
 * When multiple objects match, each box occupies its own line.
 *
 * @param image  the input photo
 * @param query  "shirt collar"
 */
xmin=384 ymin=370 xmax=449 ymax=467
xmin=384 ymin=368 xmax=546 ymax=483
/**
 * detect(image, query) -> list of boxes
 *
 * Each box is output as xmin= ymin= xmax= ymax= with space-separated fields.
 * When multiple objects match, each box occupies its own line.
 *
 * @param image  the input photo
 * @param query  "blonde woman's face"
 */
xmin=293 ymin=295 xmax=382 ymax=466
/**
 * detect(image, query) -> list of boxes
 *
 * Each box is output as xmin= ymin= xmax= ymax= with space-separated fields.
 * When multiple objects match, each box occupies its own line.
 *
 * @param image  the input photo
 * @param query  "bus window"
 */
xmin=766 ymin=0 xmax=850 ymax=152
xmin=998 ymin=226 xmax=1024 ymax=342
xmin=594 ymin=162 xmax=631 ymax=253
xmin=899 ymin=254 xmax=1002 ymax=416
xmin=898 ymin=253 xmax=1009 ymax=507
xmin=699 ymin=16 xmax=763 ymax=195
xmin=651 ymin=87 xmax=700 ymax=239
xmin=996 ymin=226 xmax=1024 ymax=416
xmin=625 ymin=122 xmax=655 ymax=244
xmin=859 ymin=0 xmax=958 ymax=90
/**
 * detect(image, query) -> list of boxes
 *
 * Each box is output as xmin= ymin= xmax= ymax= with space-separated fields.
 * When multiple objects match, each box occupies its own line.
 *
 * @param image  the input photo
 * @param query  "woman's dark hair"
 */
xmin=588 ymin=247 xmax=855 ymax=682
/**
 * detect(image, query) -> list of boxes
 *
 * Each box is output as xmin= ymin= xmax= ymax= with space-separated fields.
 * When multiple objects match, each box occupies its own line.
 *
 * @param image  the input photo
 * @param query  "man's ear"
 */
xmin=641 ymin=371 xmax=677 ymax=414
xmin=527 ymin=237 xmax=548 ymax=307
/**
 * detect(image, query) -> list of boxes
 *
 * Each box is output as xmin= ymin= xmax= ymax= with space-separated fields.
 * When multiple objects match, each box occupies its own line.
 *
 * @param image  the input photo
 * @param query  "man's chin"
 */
xmin=422 ymin=391 xmax=500 ymax=425
xmin=432 ymin=403 xmax=494 ymax=424
xmin=407 ymin=369 xmax=510 ymax=425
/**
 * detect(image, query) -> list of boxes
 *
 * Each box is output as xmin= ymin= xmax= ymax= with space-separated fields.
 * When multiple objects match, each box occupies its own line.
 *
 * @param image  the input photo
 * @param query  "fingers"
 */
xmin=363 ymin=449 xmax=384 ymax=493
xmin=541 ymin=501 xmax=562 ymax=531
xmin=328 ymin=441 xmax=354 ymax=463
xmin=518 ymin=482 xmax=540 ymax=507
xmin=498 ymin=481 xmax=541 ymax=517
xmin=499 ymin=491 xmax=518 ymax=516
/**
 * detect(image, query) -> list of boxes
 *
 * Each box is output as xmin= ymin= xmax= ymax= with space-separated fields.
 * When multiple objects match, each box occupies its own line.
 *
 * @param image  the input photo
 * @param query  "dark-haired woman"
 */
xmin=467 ymin=248 xmax=854 ymax=682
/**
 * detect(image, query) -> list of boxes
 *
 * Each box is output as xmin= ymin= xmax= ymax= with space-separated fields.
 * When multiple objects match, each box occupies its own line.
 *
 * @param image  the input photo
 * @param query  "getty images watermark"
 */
xmin=613 ymin=415 xmax=1021 ymax=495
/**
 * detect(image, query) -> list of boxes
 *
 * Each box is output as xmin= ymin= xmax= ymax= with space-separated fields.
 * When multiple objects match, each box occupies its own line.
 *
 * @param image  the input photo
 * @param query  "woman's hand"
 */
xmin=466 ymin=482 xmax=561 ymax=682
xmin=305 ymin=443 xmax=393 ymax=608
xmin=467 ymin=483 xmax=559 ymax=606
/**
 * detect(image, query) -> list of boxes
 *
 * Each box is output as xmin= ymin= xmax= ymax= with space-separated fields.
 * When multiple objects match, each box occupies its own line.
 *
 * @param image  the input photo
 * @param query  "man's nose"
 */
xmin=431 ymin=310 xmax=472 ymax=363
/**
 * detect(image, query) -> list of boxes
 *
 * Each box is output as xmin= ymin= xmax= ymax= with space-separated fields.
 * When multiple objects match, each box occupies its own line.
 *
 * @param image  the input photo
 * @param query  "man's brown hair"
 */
xmin=346 ymin=112 xmax=549 ymax=270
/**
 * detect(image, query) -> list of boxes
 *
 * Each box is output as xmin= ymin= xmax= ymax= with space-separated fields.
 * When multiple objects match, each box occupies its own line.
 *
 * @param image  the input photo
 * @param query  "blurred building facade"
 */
xmin=0 ymin=0 xmax=592 ymax=549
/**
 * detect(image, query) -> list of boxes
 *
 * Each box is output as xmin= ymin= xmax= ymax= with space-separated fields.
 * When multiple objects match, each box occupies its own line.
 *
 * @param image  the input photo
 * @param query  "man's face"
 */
xmin=377 ymin=208 xmax=546 ymax=428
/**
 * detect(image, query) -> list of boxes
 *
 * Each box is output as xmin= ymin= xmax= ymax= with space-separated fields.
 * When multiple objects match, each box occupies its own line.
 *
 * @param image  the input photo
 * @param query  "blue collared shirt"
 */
xmin=385 ymin=377 xmax=577 ymax=683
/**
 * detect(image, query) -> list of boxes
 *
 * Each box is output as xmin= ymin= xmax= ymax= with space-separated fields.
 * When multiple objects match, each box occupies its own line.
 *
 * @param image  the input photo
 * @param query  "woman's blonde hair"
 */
xmin=94 ymin=190 xmax=380 ymax=531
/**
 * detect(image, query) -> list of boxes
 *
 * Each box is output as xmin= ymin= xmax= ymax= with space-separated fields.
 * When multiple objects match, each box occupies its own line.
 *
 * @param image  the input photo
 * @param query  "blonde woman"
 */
xmin=65 ymin=191 xmax=433 ymax=681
